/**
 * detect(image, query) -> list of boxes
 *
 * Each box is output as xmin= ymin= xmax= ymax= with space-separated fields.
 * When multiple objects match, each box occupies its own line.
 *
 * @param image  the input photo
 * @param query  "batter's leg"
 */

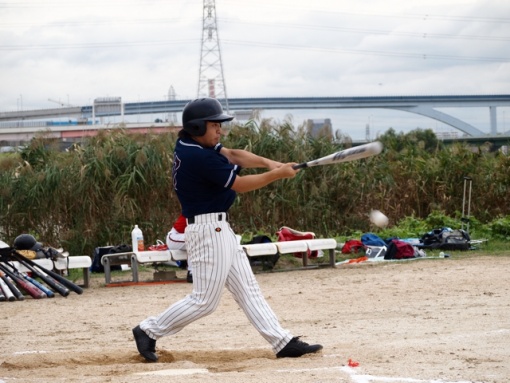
xmin=225 ymin=233 xmax=293 ymax=354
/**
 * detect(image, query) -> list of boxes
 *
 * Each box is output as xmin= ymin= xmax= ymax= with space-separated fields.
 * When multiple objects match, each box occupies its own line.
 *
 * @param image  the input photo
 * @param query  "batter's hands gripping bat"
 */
xmin=11 ymin=251 xmax=82 ymax=295
xmin=292 ymin=141 xmax=383 ymax=169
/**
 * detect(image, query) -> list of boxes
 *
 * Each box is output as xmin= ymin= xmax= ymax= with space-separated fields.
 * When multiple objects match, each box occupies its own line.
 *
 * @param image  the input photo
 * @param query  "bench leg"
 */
xmin=131 ymin=254 xmax=139 ymax=283
xmin=328 ymin=248 xmax=336 ymax=268
xmin=83 ymin=268 xmax=90 ymax=288
xmin=302 ymin=251 xmax=308 ymax=267
xmin=103 ymin=259 xmax=112 ymax=285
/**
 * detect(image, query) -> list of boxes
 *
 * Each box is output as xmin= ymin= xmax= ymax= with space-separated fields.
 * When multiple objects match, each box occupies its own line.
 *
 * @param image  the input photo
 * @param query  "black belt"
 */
xmin=187 ymin=213 xmax=229 ymax=224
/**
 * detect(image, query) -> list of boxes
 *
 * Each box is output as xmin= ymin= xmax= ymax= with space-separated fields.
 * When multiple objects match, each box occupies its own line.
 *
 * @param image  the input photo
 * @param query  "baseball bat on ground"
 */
xmin=0 ymin=275 xmax=16 ymax=301
xmin=6 ymin=276 xmax=26 ymax=300
xmin=0 ymin=271 xmax=24 ymax=301
xmin=10 ymin=252 xmax=78 ymax=296
xmin=22 ymin=274 xmax=55 ymax=298
xmin=0 ymin=263 xmax=47 ymax=299
xmin=292 ymin=141 xmax=383 ymax=170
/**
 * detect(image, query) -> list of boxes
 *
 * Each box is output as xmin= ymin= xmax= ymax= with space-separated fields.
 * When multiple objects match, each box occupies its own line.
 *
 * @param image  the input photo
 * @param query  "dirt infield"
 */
xmin=1 ymin=255 xmax=509 ymax=383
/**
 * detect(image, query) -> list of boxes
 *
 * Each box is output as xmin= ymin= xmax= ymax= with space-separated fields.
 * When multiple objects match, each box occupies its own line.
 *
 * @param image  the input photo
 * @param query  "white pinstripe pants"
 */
xmin=140 ymin=214 xmax=293 ymax=354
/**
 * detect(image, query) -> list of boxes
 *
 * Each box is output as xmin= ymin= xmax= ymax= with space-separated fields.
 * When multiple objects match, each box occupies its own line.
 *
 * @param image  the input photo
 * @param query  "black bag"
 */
xmin=245 ymin=235 xmax=280 ymax=271
xmin=419 ymin=228 xmax=470 ymax=251
xmin=440 ymin=229 xmax=471 ymax=251
xmin=90 ymin=244 xmax=132 ymax=273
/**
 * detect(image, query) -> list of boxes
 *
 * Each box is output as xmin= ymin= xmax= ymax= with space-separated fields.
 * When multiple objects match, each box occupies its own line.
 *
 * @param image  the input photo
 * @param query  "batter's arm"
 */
xmin=220 ymin=147 xmax=282 ymax=170
xmin=231 ymin=163 xmax=299 ymax=193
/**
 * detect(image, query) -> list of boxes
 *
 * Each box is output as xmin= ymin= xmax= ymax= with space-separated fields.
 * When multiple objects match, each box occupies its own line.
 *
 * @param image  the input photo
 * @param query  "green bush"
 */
xmin=0 ymin=122 xmax=509 ymax=256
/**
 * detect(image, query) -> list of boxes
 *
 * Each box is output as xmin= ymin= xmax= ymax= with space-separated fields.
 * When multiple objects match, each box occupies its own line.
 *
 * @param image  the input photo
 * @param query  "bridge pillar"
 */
xmin=490 ymin=106 xmax=497 ymax=135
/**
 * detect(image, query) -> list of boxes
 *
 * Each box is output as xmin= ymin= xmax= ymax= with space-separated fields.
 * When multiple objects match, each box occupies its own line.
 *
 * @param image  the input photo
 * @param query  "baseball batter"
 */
xmin=133 ymin=98 xmax=322 ymax=362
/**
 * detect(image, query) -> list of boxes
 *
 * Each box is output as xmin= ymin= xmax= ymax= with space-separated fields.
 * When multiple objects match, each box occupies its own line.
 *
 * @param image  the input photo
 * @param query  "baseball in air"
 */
xmin=370 ymin=210 xmax=389 ymax=228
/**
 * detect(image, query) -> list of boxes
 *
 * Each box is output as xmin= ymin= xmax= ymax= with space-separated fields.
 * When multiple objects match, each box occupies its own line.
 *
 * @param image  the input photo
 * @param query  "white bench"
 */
xmin=10 ymin=256 xmax=92 ymax=288
xmin=101 ymin=250 xmax=188 ymax=285
xmin=53 ymin=256 xmax=92 ymax=288
xmin=11 ymin=258 xmax=54 ymax=274
xmin=243 ymin=238 xmax=338 ymax=269
xmin=100 ymin=238 xmax=338 ymax=285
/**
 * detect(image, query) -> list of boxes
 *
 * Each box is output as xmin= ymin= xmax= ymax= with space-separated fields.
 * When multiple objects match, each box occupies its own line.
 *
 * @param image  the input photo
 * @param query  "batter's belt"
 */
xmin=186 ymin=212 xmax=229 ymax=225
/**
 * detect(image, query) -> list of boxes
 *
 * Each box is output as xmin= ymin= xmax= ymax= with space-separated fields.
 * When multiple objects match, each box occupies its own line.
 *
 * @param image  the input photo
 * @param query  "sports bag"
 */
xmin=440 ymin=229 xmax=471 ymax=251
xmin=361 ymin=233 xmax=386 ymax=247
xmin=341 ymin=239 xmax=365 ymax=254
xmin=276 ymin=226 xmax=318 ymax=258
xmin=419 ymin=228 xmax=470 ymax=251
xmin=384 ymin=239 xmax=416 ymax=259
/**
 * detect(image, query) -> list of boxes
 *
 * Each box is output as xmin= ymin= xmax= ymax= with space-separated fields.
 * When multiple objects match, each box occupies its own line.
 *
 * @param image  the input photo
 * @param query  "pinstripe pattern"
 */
xmin=140 ymin=213 xmax=293 ymax=353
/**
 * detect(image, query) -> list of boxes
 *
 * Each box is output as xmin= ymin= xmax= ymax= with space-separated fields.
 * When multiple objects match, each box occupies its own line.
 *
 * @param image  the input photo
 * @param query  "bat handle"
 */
xmin=292 ymin=163 xmax=308 ymax=170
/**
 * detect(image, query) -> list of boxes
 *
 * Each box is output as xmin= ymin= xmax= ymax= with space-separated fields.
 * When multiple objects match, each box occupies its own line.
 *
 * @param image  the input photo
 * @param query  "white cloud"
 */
xmin=0 ymin=0 xmax=509 ymax=139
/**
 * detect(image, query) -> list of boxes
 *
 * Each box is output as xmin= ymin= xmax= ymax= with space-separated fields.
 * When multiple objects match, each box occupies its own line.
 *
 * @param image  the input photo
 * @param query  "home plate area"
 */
xmin=1 ymin=257 xmax=507 ymax=383
xmin=0 ymin=348 xmax=487 ymax=383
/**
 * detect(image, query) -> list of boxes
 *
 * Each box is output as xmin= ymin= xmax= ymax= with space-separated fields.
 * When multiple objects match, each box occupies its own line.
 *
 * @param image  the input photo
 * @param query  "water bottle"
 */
xmin=131 ymin=225 xmax=145 ymax=253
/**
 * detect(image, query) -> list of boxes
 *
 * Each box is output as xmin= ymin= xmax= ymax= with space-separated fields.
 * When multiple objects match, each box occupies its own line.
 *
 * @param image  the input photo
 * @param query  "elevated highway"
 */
xmin=1 ymin=94 xmax=509 ymax=138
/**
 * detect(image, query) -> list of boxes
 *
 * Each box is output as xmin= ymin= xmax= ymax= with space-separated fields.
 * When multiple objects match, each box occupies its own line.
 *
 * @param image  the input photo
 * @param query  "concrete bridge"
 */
xmin=1 ymin=94 xmax=509 ymax=137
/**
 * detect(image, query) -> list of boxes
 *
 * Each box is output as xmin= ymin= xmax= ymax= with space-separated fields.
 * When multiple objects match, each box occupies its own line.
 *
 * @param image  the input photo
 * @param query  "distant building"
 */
xmin=306 ymin=118 xmax=333 ymax=139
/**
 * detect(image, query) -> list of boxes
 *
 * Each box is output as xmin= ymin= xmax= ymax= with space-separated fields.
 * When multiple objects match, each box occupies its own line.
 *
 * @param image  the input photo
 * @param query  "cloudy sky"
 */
xmin=1 ymin=0 xmax=509 ymax=139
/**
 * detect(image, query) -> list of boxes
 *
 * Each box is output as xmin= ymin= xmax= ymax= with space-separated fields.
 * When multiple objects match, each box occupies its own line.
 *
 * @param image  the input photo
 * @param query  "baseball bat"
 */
xmin=292 ymin=141 xmax=383 ymax=169
xmin=22 ymin=274 xmax=55 ymax=298
xmin=0 ymin=276 xmax=16 ymax=301
xmin=11 ymin=252 xmax=76 ymax=296
xmin=0 ymin=264 xmax=25 ymax=301
xmin=7 ymin=276 xmax=26 ymax=300
xmin=0 ymin=287 xmax=5 ymax=301
xmin=0 ymin=263 xmax=47 ymax=299
xmin=0 ymin=273 xmax=24 ymax=301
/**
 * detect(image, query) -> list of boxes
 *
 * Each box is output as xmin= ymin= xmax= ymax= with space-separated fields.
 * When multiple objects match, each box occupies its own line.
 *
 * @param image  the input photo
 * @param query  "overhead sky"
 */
xmin=1 ymin=0 xmax=509 ymax=139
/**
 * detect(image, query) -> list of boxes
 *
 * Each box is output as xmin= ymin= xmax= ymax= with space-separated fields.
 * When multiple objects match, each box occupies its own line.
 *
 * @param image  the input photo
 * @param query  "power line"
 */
xmin=219 ymin=1 xmax=510 ymax=24
xmin=221 ymin=39 xmax=510 ymax=63
xmin=219 ymin=18 xmax=510 ymax=42
xmin=1 ymin=38 xmax=507 ymax=63
xmin=0 ymin=39 xmax=198 ymax=50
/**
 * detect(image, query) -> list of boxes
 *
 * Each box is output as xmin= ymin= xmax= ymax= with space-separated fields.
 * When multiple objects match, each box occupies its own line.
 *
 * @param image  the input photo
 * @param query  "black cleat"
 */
xmin=132 ymin=325 xmax=158 ymax=362
xmin=186 ymin=271 xmax=193 ymax=283
xmin=276 ymin=337 xmax=323 ymax=358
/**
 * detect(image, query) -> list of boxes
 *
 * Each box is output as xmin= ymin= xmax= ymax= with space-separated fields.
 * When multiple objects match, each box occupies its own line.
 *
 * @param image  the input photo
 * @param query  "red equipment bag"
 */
xmin=276 ymin=226 xmax=318 ymax=258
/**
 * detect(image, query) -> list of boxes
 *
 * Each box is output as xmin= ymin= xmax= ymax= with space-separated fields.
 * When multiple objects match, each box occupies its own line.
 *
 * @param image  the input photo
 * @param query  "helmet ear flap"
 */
xmin=185 ymin=119 xmax=207 ymax=136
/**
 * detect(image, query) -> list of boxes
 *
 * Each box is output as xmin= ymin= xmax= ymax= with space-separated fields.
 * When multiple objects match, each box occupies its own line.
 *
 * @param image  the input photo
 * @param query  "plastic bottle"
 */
xmin=131 ymin=225 xmax=145 ymax=253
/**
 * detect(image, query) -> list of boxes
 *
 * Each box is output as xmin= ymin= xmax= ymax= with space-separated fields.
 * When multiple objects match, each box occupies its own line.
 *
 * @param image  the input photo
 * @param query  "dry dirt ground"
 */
xmin=1 ymin=254 xmax=509 ymax=383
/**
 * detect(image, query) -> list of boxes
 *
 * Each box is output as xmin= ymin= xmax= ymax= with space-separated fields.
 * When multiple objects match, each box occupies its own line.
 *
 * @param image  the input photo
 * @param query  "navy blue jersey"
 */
xmin=173 ymin=138 xmax=240 ymax=218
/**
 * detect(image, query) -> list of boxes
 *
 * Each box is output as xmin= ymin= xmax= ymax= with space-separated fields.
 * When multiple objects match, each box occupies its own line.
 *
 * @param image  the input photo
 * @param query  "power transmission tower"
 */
xmin=197 ymin=0 xmax=229 ymax=111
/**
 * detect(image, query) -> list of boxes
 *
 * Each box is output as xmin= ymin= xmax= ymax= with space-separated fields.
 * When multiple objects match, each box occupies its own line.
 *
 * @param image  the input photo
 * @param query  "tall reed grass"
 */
xmin=0 ymin=122 xmax=508 ymax=256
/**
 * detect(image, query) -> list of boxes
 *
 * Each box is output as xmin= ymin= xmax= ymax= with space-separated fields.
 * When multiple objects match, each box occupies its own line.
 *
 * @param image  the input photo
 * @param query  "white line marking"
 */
xmin=134 ymin=368 xmax=209 ymax=376
xmin=13 ymin=350 xmax=49 ymax=355
xmin=341 ymin=366 xmax=476 ymax=383
xmin=276 ymin=364 xmax=477 ymax=383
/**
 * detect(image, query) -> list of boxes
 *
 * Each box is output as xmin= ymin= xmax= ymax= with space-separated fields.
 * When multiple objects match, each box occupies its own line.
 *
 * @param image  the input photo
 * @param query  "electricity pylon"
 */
xmin=197 ymin=0 xmax=229 ymax=111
